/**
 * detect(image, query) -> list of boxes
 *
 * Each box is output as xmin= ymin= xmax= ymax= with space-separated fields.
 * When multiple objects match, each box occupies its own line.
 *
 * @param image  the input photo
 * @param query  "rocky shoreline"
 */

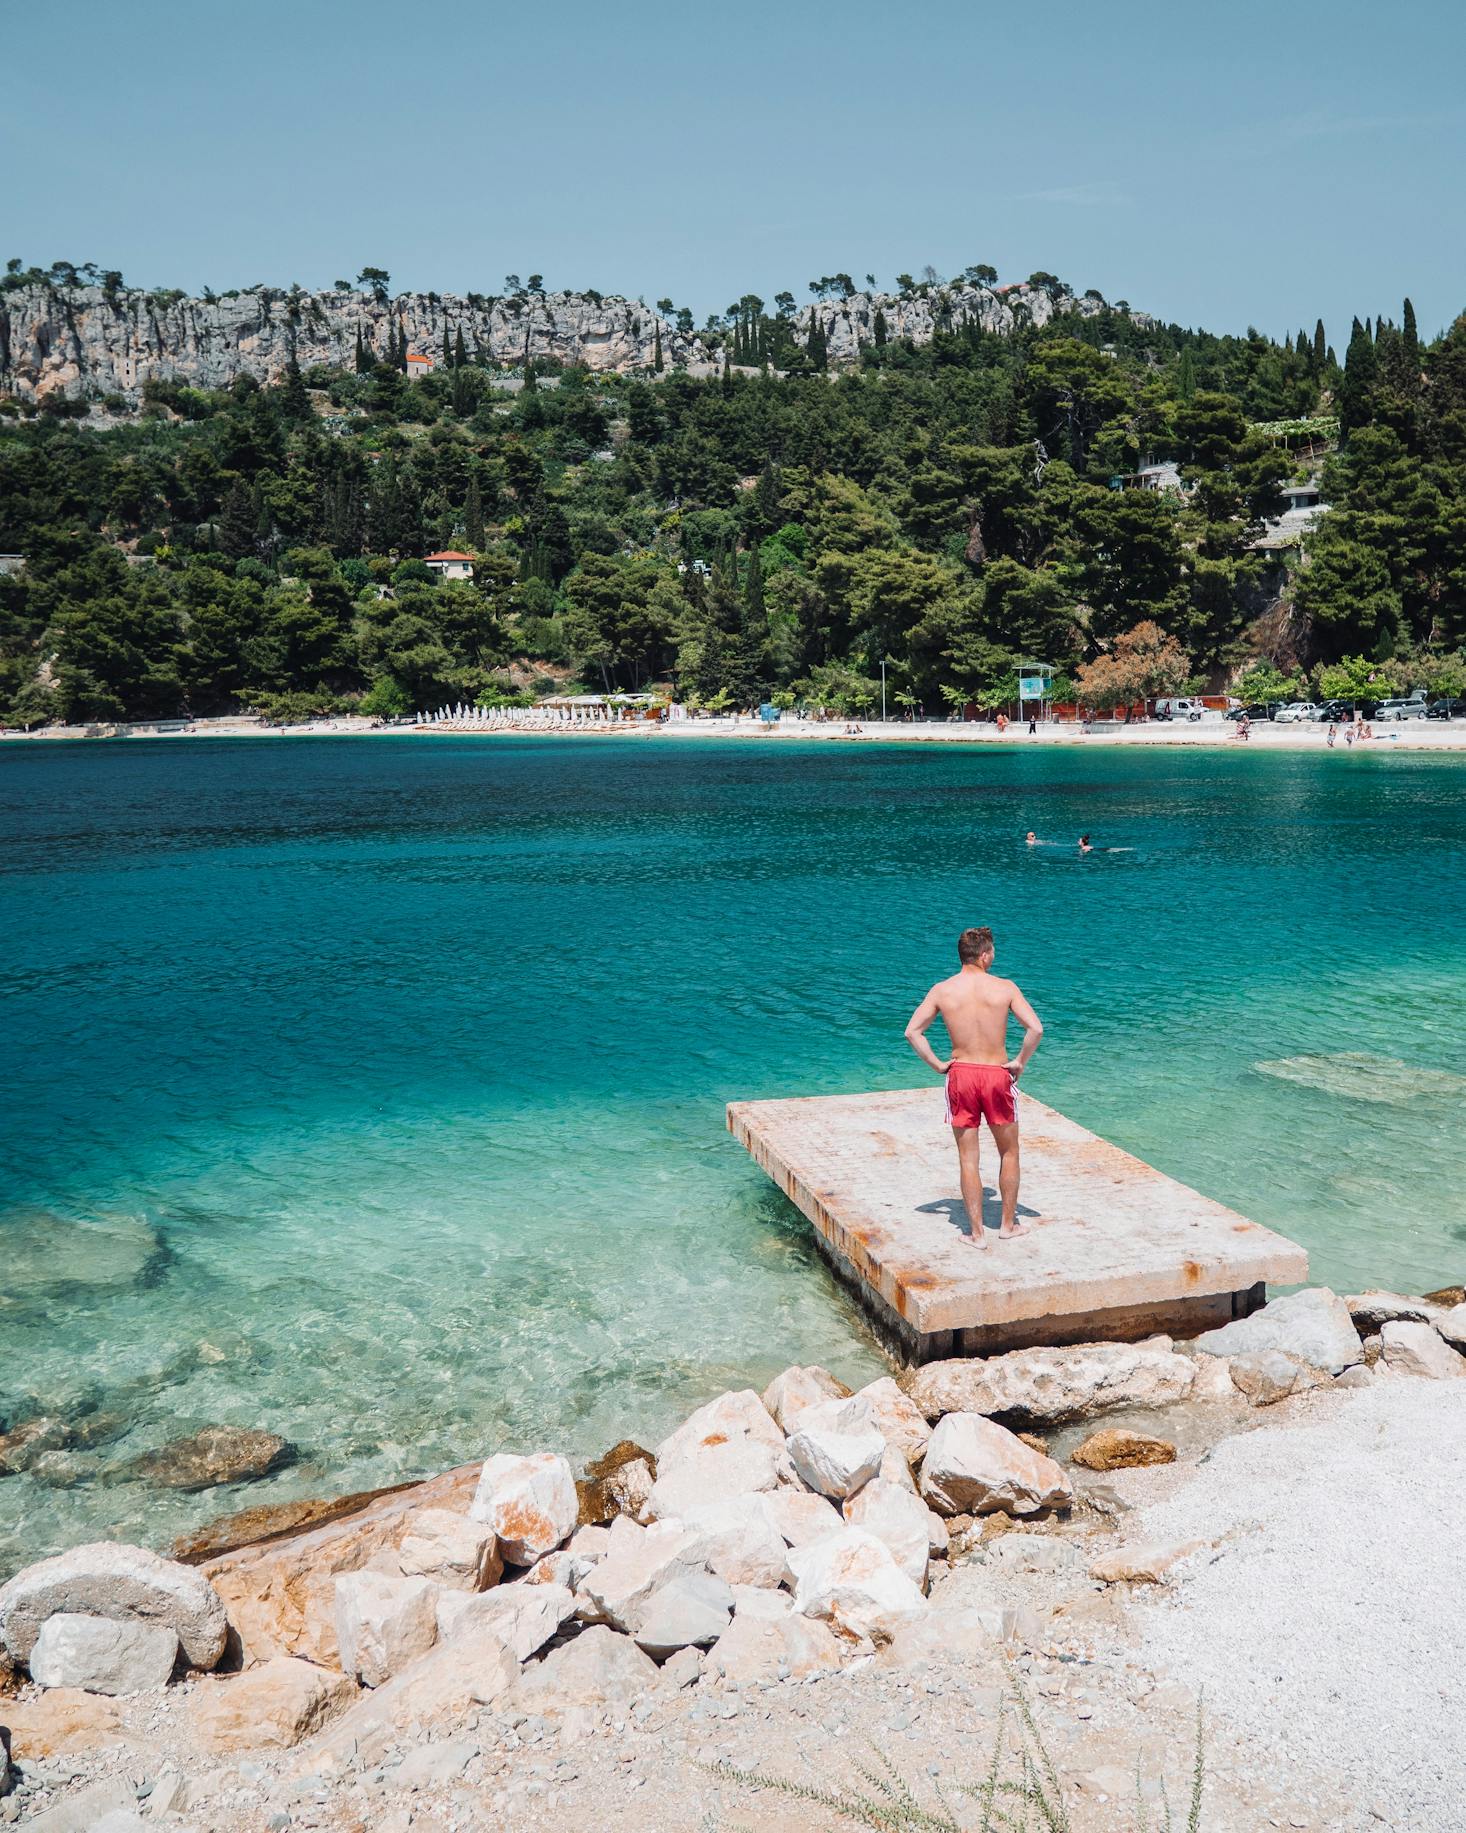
xmin=1 ymin=1281 xmax=1462 ymax=1831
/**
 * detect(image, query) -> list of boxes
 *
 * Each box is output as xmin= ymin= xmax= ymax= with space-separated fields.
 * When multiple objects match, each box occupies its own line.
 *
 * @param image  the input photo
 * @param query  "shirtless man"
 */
xmin=904 ymin=927 xmax=1044 ymax=1248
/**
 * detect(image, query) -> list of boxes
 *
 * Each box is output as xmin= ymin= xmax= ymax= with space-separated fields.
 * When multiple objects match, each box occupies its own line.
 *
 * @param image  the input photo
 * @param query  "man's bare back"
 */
xmin=905 ymin=926 xmax=1043 ymax=1248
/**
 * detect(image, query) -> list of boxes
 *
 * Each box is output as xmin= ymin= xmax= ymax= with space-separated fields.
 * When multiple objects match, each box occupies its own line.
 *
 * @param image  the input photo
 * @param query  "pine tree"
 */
xmin=219 ymin=479 xmax=257 ymax=560
xmin=464 ymin=472 xmax=485 ymax=550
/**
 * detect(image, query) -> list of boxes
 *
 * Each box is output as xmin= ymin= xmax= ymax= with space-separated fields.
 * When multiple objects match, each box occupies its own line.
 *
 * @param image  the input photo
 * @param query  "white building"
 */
xmin=423 ymin=550 xmax=474 ymax=581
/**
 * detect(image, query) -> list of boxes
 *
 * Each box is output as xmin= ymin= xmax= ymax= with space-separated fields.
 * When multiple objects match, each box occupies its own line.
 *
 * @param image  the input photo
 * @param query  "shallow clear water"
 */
xmin=2 ymin=736 xmax=1463 ymax=1572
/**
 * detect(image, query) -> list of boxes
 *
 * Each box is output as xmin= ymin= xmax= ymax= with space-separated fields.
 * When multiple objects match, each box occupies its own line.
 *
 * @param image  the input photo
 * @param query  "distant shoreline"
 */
xmin=5 ymin=714 xmax=1466 ymax=753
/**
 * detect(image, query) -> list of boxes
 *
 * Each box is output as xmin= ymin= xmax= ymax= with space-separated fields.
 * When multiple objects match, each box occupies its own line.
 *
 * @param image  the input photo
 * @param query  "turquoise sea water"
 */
xmin=2 ymin=736 xmax=1464 ymax=1573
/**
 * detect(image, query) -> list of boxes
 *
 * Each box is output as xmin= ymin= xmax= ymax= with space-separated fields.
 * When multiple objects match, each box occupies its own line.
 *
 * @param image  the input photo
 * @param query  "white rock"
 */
xmin=877 ymin=1443 xmax=918 ymax=1492
xmin=1434 ymin=1304 xmax=1466 ymax=1351
xmin=1228 ymin=1349 xmax=1327 ymax=1406
xmin=1193 ymin=1287 xmax=1362 ymax=1375
xmin=842 ymin=1481 xmax=931 ymax=1589
xmin=29 ymin=1613 xmax=178 ymax=1694
xmin=786 ymin=1397 xmax=886 ymax=1500
xmin=757 ymin=1487 xmax=844 ymax=1548
xmin=655 ymin=1389 xmax=785 ymax=1467
xmin=434 ymin=1580 xmax=574 ymax=1660
xmin=910 ymin=1339 xmax=1197 ymax=1423
xmin=574 ymin=1520 xmax=703 ymax=1633
xmin=854 ymin=1377 xmax=931 ymax=1465
xmin=919 ymin=1412 xmax=1073 ymax=1517
xmin=1334 ymin=1364 xmax=1374 ymax=1389
xmin=706 ymin=1608 xmax=846 ymax=1683
xmin=1187 ymin=1353 xmax=1240 ymax=1401
xmin=878 ymin=1604 xmax=1015 ymax=1668
xmin=787 ymin=1528 xmax=928 ymax=1644
xmin=728 ymin=1584 xmax=793 ymax=1621
xmin=927 ymin=1510 xmax=950 ymax=1556
xmin=510 ymin=1623 xmax=661 ymax=1711
xmin=663 ymin=1644 xmax=702 ymax=1688
xmin=334 ymin=1570 xmax=438 ymax=1687
xmin=397 ymin=1508 xmax=502 ymax=1592
xmin=679 ymin=1495 xmax=788 ymax=1588
xmin=643 ymin=1438 xmax=783 ymax=1520
xmin=468 ymin=1452 xmax=578 ymax=1564
xmin=0 ymin=1541 xmax=229 ymax=1669
xmin=630 ymin=1570 xmax=734 ymax=1659
xmin=1089 ymin=1540 xmax=1208 ymax=1584
xmin=1380 ymin=1320 xmax=1466 ymax=1380
xmin=761 ymin=1365 xmax=851 ymax=1431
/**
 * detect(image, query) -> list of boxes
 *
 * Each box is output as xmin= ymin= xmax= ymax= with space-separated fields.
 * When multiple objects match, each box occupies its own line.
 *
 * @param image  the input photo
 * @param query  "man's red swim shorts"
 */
xmin=944 ymin=1061 xmax=1017 ymax=1129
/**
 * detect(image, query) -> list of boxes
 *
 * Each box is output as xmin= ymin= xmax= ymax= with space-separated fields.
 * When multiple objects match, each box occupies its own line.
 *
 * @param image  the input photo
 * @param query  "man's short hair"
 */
xmin=958 ymin=926 xmax=994 ymax=964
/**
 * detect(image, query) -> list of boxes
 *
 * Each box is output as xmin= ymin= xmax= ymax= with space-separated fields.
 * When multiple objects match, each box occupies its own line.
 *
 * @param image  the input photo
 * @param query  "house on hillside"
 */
xmin=1252 ymin=482 xmax=1327 ymax=553
xmin=406 ymin=352 xmax=434 ymax=378
xmin=424 ymin=550 xmax=474 ymax=580
xmin=0 ymin=554 xmax=26 ymax=577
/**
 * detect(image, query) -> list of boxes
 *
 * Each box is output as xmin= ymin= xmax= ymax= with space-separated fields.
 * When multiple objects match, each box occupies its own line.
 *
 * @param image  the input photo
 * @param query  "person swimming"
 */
xmin=1079 ymin=835 xmax=1093 ymax=853
xmin=1025 ymin=831 xmax=1038 ymax=846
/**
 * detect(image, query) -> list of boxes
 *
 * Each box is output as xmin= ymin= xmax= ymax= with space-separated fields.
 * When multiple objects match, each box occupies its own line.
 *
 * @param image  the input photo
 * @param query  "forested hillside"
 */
xmin=2 ymin=272 xmax=1464 ymax=724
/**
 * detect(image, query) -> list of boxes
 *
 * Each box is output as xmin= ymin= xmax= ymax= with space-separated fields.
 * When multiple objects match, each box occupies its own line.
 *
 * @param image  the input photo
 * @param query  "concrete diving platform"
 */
xmin=728 ymin=1087 xmax=1308 ymax=1362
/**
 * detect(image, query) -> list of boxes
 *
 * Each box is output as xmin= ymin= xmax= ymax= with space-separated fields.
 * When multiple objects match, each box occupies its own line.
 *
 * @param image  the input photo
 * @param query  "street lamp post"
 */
xmin=880 ymin=658 xmax=887 ymax=723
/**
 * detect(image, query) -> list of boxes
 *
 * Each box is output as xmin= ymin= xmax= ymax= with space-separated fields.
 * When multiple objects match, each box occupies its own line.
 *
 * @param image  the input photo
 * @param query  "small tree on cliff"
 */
xmin=356 ymin=267 xmax=391 ymax=304
xmin=1075 ymin=621 xmax=1190 ymax=712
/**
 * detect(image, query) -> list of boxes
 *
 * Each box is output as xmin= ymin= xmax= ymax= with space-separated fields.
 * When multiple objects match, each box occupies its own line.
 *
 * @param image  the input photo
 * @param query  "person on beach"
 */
xmin=905 ymin=927 xmax=1044 ymax=1248
xmin=1327 ymin=722 xmax=1337 ymax=748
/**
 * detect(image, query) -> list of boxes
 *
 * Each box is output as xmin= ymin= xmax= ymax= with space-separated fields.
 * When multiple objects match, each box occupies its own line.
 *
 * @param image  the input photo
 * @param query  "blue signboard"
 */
xmin=1018 ymin=676 xmax=1046 ymax=699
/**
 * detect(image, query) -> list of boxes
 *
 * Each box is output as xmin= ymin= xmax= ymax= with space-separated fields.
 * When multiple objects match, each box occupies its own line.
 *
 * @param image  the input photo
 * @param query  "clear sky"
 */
xmin=6 ymin=0 xmax=1463 ymax=347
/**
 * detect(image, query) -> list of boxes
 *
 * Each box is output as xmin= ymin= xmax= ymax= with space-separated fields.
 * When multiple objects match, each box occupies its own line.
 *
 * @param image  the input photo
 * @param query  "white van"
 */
xmin=1153 ymin=697 xmax=1208 ymax=722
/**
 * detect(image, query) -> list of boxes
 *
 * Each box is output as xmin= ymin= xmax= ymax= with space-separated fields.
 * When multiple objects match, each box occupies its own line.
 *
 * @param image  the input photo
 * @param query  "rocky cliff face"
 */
xmin=0 ymin=278 xmax=1136 ymax=402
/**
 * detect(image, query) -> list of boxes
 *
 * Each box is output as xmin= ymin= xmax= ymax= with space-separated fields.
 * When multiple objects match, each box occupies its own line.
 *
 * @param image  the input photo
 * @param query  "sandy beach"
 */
xmin=6 ymin=713 xmax=1466 ymax=752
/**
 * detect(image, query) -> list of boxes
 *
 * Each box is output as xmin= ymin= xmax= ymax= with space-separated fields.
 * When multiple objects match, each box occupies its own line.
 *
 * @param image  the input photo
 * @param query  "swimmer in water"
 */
xmin=1079 ymin=835 xmax=1093 ymax=853
xmin=1025 ymin=830 xmax=1038 ymax=846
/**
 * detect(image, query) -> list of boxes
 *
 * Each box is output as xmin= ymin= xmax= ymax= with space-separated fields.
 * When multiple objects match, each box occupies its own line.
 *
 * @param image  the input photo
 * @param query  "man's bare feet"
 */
xmin=967 ymin=1226 xmax=990 ymax=1250
xmin=999 ymin=1220 xmax=1030 ymax=1239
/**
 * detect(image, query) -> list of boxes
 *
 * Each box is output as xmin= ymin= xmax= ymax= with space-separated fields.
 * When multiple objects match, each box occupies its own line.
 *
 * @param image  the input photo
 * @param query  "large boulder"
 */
xmin=510 ymin=1624 xmax=661 ymax=1711
xmin=1193 ymin=1288 xmax=1362 ymax=1375
xmin=919 ymin=1413 xmax=1073 ymax=1517
xmin=435 ymin=1579 xmax=574 ymax=1660
xmin=188 ymin=1657 xmax=355 ymax=1750
xmin=1345 ymin=1291 xmax=1444 ymax=1333
xmin=853 ymin=1377 xmax=931 ymax=1465
xmin=0 ymin=1543 xmax=229 ymax=1669
xmin=1089 ymin=1540 xmax=1208 ymax=1584
xmin=1380 ymin=1320 xmax=1466 ymax=1380
xmin=655 ymin=1388 xmax=785 ymax=1466
xmin=119 ymin=1426 xmax=293 ymax=1491
xmin=630 ymin=1570 xmax=734 ymax=1660
xmin=198 ymin=1461 xmax=478 ymax=1667
xmin=642 ymin=1438 xmax=783 ymax=1520
xmin=469 ymin=1452 xmax=577 ymax=1565
xmin=758 ymin=1487 xmax=844 ymax=1548
xmin=29 ymin=1614 xmax=178 ymax=1694
xmin=1069 ymin=1429 xmax=1175 ymax=1471
xmin=576 ymin=1441 xmax=656 ymax=1525
xmin=785 ymin=1397 xmax=885 ymax=1500
xmin=909 ymin=1340 xmax=1196 ymax=1424
xmin=761 ymin=1366 xmax=850 ymax=1432
xmin=679 ymin=1495 xmax=788 ymax=1588
xmin=397 ymin=1507 xmax=502 ymax=1591
xmin=575 ymin=1520 xmax=704 ymax=1633
xmin=333 ymin=1569 xmax=438 ymax=1687
xmin=705 ymin=1606 xmax=845 ymax=1684
xmin=1228 ymin=1350 xmax=1327 ymax=1407
xmin=841 ymin=1480 xmax=932 ymax=1589
xmin=786 ymin=1528 xmax=928 ymax=1644
xmin=0 ymin=1686 xmax=124 ymax=1760
xmin=1436 ymin=1304 xmax=1466 ymax=1351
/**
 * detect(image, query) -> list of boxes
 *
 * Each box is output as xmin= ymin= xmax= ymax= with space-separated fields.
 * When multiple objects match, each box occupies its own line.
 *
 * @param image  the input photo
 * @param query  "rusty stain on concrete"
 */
xmin=727 ymin=1088 xmax=1307 ymax=1345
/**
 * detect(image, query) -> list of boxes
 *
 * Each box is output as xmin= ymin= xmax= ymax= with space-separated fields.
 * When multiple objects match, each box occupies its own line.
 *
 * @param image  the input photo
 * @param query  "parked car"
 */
xmin=1273 ymin=702 xmax=1318 ymax=723
xmin=1153 ymin=697 xmax=1207 ymax=722
xmin=1427 ymin=697 xmax=1466 ymax=720
xmin=1373 ymin=696 xmax=1428 ymax=721
xmin=1224 ymin=703 xmax=1275 ymax=721
xmin=1317 ymin=698 xmax=1378 ymax=722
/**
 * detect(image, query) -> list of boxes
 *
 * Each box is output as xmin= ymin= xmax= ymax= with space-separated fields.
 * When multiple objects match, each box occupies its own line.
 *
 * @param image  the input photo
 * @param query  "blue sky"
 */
xmin=6 ymin=0 xmax=1462 ymax=346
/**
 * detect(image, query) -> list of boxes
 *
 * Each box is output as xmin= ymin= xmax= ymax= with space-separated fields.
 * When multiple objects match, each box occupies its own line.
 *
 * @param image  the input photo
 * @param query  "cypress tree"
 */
xmin=354 ymin=324 xmax=370 ymax=374
xmin=1339 ymin=317 xmax=1378 ymax=440
xmin=743 ymin=542 xmax=765 ymax=622
xmin=281 ymin=357 xmax=310 ymax=422
xmin=873 ymin=308 xmax=888 ymax=347
xmin=443 ymin=320 xmax=453 ymax=369
xmin=1176 ymin=348 xmax=1197 ymax=400
xmin=454 ymin=324 xmax=468 ymax=369
xmin=464 ymin=473 xmax=485 ymax=549
xmin=1313 ymin=320 xmax=1327 ymax=369
xmin=219 ymin=479 xmax=258 ymax=560
xmin=653 ymin=322 xmax=663 ymax=372
xmin=1403 ymin=298 xmax=1420 ymax=365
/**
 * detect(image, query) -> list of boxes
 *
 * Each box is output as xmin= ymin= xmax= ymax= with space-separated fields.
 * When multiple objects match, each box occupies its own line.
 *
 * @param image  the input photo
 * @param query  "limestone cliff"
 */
xmin=0 ymin=278 xmax=1139 ymax=402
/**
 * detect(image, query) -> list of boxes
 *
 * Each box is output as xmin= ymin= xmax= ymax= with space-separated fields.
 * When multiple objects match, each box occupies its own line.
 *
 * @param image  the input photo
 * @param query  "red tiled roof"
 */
xmin=424 ymin=550 xmax=474 ymax=562
xmin=406 ymin=352 xmax=432 ymax=363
